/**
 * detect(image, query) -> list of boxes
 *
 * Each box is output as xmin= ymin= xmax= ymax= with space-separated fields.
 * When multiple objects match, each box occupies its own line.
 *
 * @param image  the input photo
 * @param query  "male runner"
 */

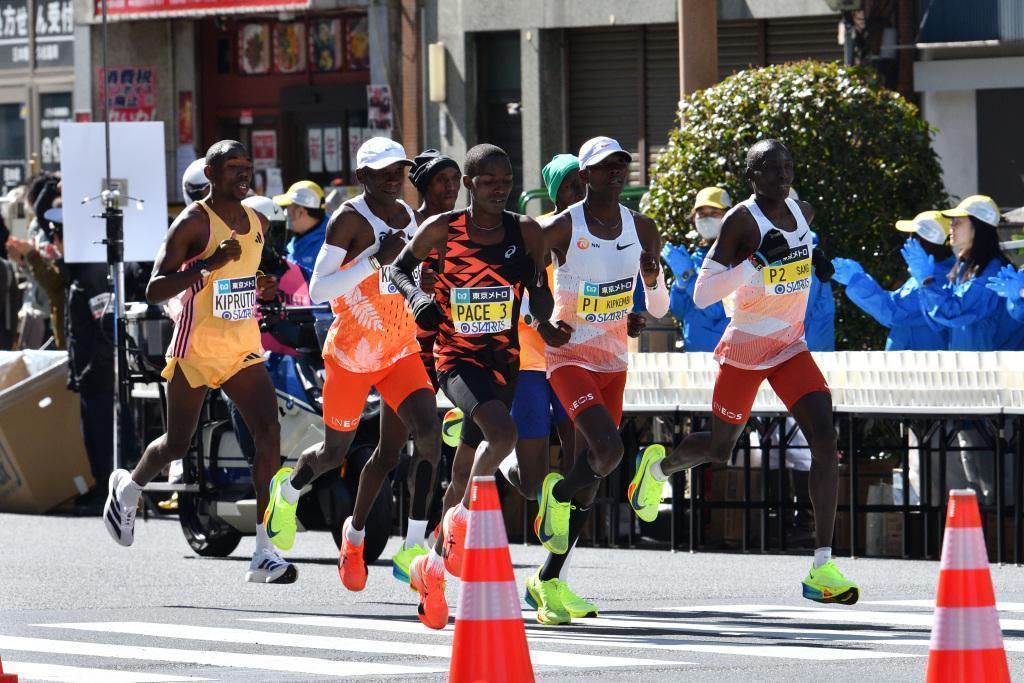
xmin=532 ymin=138 xmax=668 ymax=607
xmin=628 ymin=139 xmax=859 ymax=604
xmin=388 ymin=143 xmax=556 ymax=629
xmin=102 ymin=141 xmax=292 ymax=583
xmin=261 ymin=138 xmax=442 ymax=604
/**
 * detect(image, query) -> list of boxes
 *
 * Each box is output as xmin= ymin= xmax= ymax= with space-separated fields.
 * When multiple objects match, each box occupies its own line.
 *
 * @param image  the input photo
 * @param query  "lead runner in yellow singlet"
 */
xmin=101 ymin=140 xmax=297 ymax=584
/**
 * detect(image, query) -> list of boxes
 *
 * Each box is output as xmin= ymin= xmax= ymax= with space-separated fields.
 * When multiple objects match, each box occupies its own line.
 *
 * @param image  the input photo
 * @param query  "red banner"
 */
xmin=94 ymin=0 xmax=309 ymax=20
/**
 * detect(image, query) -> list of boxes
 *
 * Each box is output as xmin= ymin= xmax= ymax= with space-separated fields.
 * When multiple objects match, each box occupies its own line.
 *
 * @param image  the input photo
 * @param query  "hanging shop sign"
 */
xmin=98 ymin=66 xmax=157 ymax=121
xmin=0 ymin=0 xmax=29 ymax=69
xmin=94 ymin=0 xmax=310 ymax=21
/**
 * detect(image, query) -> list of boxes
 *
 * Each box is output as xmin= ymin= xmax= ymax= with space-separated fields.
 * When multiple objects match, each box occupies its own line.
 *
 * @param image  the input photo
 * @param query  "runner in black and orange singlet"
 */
xmin=388 ymin=144 xmax=560 ymax=608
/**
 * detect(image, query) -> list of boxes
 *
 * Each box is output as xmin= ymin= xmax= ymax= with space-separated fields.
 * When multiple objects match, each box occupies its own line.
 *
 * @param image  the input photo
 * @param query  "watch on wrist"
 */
xmin=194 ymin=259 xmax=211 ymax=278
xmin=368 ymin=255 xmax=382 ymax=271
xmin=523 ymin=313 xmax=540 ymax=329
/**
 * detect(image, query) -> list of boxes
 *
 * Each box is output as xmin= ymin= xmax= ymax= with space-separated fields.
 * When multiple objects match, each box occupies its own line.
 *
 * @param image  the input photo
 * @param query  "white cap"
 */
xmin=941 ymin=194 xmax=1000 ymax=227
xmin=356 ymin=137 xmax=413 ymax=170
xmin=242 ymin=195 xmax=285 ymax=222
xmin=181 ymin=158 xmax=209 ymax=200
xmin=578 ymin=136 xmax=632 ymax=169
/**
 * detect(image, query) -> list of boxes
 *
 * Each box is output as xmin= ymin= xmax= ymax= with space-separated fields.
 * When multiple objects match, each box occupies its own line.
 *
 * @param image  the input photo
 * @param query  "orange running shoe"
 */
xmin=441 ymin=506 xmax=467 ymax=577
xmin=338 ymin=518 xmax=367 ymax=592
xmin=409 ymin=553 xmax=448 ymax=629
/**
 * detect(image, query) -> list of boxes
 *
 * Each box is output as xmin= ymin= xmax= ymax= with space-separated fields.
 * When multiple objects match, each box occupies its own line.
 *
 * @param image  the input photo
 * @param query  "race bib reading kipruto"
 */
xmin=576 ymin=277 xmax=634 ymax=323
xmin=762 ymin=245 xmax=812 ymax=296
xmin=451 ymin=286 xmax=513 ymax=334
xmin=213 ymin=276 xmax=258 ymax=321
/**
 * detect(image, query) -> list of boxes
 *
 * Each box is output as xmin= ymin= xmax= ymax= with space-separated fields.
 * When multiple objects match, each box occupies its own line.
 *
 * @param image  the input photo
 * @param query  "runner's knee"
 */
xmin=589 ymin=432 xmax=623 ymax=476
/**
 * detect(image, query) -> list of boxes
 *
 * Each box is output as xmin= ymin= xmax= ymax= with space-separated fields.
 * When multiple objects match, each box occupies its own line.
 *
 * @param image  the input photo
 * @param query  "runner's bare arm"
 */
xmin=308 ymin=206 xmax=378 ymax=304
xmin=634 ymin=213 xmax=668 ymax=318
xmin=692 ymin=208 xmax=761 ymax=309
xmin=541 ymin=211 xmax=573 ymax=266
xmin=147 ymin=205 xmax=227 ymax=305
xmin=520 ymin=215 xmax=553 ymax=323
xmin=386 ymin=213 xmax=449 ymax=330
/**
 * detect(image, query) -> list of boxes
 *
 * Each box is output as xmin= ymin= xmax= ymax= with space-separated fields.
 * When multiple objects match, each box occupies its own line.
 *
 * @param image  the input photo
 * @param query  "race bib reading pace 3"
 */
xmin=763 ymin=245 xmax=812 ymax=296
xmin=452 ymin=285 xmax=513 ymax=334
xmin=213 ymin=276 xmax=258 ymax=321
xmin=577 ymin=277 xmax=634 ymax=322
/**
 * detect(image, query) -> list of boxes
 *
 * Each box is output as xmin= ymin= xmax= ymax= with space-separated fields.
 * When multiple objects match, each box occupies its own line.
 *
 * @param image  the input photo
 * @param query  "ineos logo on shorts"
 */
xmin=577 ymin=237 xmax=590 ymax=250
xmin=571 ymin=393 xmax=595 ymax=411
xmin=331 ymin=416 xmax=359 ymax=429
xmin=712 ymin=401 xmax=743 ymax=421
xmin=505 ymin=245 xmax=517 ymax=259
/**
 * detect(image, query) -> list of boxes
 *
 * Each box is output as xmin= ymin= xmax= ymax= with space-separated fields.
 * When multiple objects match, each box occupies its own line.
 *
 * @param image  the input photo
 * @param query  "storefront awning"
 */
xmin=93 ymin=0 xmax=311 ymax=22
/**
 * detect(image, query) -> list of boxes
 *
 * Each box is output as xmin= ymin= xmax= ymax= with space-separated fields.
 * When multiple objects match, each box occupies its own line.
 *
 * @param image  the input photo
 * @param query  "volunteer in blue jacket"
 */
xmin=910 ymin=195 xmax=1012 ymax=350
xmin=273 ymin=180 xmax=328 ymax=279
xmin=831 ymin=211 xmax=955 ymax=350
xmin=987 ymin=264 xmax=1024 ymax=324
xmin=661 ymin=186 xmax=732 ymax=351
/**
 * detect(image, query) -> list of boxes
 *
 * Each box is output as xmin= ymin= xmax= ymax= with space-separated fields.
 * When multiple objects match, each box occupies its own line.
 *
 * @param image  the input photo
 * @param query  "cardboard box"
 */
xmin=0 ymin=355 xmax=94 ymax=513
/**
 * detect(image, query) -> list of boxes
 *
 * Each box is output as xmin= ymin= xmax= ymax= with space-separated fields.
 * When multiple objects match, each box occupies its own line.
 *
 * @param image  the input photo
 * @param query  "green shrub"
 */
xmin=644 ymin=60 xmax=948 ymax=350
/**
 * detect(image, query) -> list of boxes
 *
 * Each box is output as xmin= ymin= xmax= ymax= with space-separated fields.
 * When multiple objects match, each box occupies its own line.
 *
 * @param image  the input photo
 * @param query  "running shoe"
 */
xmin=392 ymin=543 xmax=428 ymax=584
xmin=441 ymin=506 xmax=468 ymax=577
xmin=524 ymin=569 xmax=570 ymax=625
xmin=245 ymin=546 xmax=298 ymax=584
xmin=264 ymin=467 xmax=297 ymax=551
xmin=103 ymin=469 xmax=138 ymax=547
xmin=534 ymin=473 xmax=571 ymax=554
xmin=557 ymin=580 xmax=598 ymax=618
xmin=802 ymin=560 xmax=859 ymax=605
xmin=338 ymin=518 xmax=368 ymax=592
xmin=627 ymin=444 xmax=667 ymax=523
xmin=410 ymin=554 xmax=449 ymax=629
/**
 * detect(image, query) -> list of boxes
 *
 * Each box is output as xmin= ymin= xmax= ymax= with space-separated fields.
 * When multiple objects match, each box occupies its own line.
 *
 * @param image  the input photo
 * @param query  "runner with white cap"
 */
xmin=262 ymin=138 xmax=443 ymax=611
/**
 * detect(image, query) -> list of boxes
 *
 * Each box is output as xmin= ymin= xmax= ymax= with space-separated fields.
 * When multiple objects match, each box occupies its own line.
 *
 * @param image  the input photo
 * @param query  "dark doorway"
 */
xmin=977 ymin=88 xmax=1024 ymax=208
xmin=475 ymin=31 xmax=523 ymax=206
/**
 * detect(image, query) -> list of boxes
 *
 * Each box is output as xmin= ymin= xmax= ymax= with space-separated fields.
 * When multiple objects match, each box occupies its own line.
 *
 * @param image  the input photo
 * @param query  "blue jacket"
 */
xmin=668 ymin=246 xmax=729 ymax=352
xmin=843 ymin=256 xmax=954 ymax=351
xmin=286 ymin=216 xmax=329 ymax=281
xmin=1006 ymin=268 xmax=1024 ymax=325
xmin=804 ymin=274 xmax=835 ymax=352
xmin=920 ymin=258 xmax=1012 ymax=351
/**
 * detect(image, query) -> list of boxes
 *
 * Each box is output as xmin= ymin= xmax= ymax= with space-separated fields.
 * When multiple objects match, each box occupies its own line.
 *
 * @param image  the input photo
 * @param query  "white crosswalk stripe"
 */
xmin=0 ymin=661 xmax=208 ymax=683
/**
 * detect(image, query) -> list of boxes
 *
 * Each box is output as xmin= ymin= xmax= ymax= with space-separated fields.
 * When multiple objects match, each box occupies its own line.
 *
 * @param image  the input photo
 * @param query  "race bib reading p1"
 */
xmin=213 ymin=276 xmax=258 ymax=321
xmin=577 ymin=277 xmax=634 ymax=323
xmin=763 ymin=245 xmax=812 ymax=296
xmin=452 ymin=286 xmax=514 ymax=334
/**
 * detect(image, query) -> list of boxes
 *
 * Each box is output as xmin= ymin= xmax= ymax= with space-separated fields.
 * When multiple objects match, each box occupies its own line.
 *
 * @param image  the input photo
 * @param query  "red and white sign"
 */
xmin=97 ymin=66 xmax=156 ymax=122
xmin=323 ymin=127 xmax=341 ymax=174
xmin=307 ymin=128 xmax=323 ymax=174
xmin=252 ymin=130 xmax=277 ymax=170
xmin=94 ymin=0 xmax=309 ymax=21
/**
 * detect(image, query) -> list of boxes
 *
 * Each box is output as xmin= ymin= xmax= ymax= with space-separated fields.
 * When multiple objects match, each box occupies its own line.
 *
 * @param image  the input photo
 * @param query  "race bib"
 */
xmin=379 ymin=263 xmax=421 ymax=295
xmin=213 ymin=276 xmax=258 ymax=321
xmin=577 ymin=277 xmax=634 ymax=323
xmin=451 ymin=286 xmax=513 ymax=334
xmin=763 ymin=245 xmax=812 ymax=296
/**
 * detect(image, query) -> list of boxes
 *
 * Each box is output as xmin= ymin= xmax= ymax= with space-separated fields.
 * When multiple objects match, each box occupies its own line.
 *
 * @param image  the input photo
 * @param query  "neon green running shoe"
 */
xmin=627 ymin=444 xmax=667 ymax=523
xmin=264 ymin=467 xmax=298 ymax=551
xmin=802 ymin=560 xmax=860 ymax=605
xmin=534 ymin=473 xmax=571 ymax=554
xmin=392 ymin=543 xmax=428 ymax=585
xmin=524 ymin=569 xmax=570 ymax=625
xmin=557 ymin=580 xmax=598 ymax=618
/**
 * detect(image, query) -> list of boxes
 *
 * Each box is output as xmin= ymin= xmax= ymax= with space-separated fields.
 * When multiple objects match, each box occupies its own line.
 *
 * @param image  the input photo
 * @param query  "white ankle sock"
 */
xmin=405 ymin=518 xmax=428 ymax=549
xmin=649 ymin=459 xmax=668 ymax=482
xmin=813 ymin=546 xmax=832 ymax=568
xmin=559 ymin=544 xmax=575 ymax=583
xmin=281 ymin=477 xmax=301 ymax=504
xmin=255 ymin=523 xmax=271 ymax=553
xmin=497 ymin=449 xmax=518 ymax=482
xmin=345 ymin=518 xmax=365 ymax=546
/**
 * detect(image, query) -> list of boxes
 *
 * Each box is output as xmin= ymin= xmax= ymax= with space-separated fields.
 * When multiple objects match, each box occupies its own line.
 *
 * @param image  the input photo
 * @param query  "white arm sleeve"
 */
xmin=642 ymin=271 xmax=670 ymax=318
xmin=693 ymin=259 xmax=757 ymax=309
xmin=308 ymin=243 xmax=375 ymax=304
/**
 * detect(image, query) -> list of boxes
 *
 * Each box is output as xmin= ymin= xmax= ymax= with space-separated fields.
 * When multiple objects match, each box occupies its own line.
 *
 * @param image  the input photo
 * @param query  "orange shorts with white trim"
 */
xmin=549 ymin=365 xmax=628 ymax=424
xmin=711 ymin=351 xmax=830 ymax=425
xmin=162 ymin=350 xmax=265 ymax=390
xmin=322 ymin=353 xmax=433 ymax=432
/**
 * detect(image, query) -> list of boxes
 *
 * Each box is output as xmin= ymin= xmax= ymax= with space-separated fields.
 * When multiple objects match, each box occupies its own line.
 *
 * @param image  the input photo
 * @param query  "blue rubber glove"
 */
xmin=830 ymin=257 xmax=864 ymax=287
xmin=661 ymin=242 xmax=695 ymax=281
xmin=900 ymin=238 xmax=935 ymax=283
xmin=985 ymin=265 xmax=1024 ymax=299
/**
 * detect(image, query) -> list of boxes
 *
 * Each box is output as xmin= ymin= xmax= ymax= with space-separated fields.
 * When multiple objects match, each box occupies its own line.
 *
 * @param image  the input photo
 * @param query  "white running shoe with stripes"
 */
xmin=246 ymin=546 xmax=298 ymax=584
xmin=103 ymin=469 xmax=138 ymax=547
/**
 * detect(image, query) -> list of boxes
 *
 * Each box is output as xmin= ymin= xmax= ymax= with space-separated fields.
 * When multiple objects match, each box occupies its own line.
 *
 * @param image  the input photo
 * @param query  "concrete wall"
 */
xmin=920 ymin=90 xmax=977 ymax=201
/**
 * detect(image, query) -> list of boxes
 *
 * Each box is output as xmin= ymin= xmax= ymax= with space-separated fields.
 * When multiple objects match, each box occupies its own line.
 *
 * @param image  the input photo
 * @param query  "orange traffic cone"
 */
xmin=449 ymin=476 xmax=534 ymax=683
xmin=926 ymin=489 xmax=1010 ymax=682
xmin=0 ymin=655 xmax=18 ymax=682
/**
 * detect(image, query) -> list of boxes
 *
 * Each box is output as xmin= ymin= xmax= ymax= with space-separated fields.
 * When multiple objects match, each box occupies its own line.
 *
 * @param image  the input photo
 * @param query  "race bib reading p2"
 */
xmin=451 ymin=286 xmax=513 ymax=334
xmin=577 ymin=277 xmax=634 ymax=323
xmin=763 ymin=245 xmax=812 ymax=296
xmin=213 ymin=276 xmax=258 ymax=321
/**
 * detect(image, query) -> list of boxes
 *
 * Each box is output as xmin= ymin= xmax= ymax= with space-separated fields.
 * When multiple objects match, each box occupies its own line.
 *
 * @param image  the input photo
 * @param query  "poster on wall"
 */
xmin=34 ymin=0 xmax=73 ymax=67
xmin=39 ymin=92 xmax=71 ymax=172
xmin=309 ymin=18 xmax=341 ymax=72
xmin=97 ymin=67 xmax=156 ymax=121
xmin=0 ymin=0 xmax=30 ymax=69
xmin=273 ymin=21 xmax=306 ymax=74
xmin=367 ymin=85 xmax=392 ymax=134
xmin=252 ymin=130 xmax=277 ymax=170
xmin=307 ymin=128 xmax=323 ymax=173
xmin=1 ymin=163 xmax=24 ymax=193
xmin=238 ymin=23 xmax=270 ymax=74
xmin=178 ymin=91 xmax=194 ymax=145
xmin=346 ymin=14 xmax=369 ymax=71
xmin=323 ymin=127 xmax=341 ymax=174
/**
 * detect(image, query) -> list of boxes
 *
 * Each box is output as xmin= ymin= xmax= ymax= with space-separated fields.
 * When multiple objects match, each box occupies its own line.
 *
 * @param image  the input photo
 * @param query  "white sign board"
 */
xmin=59 ymin=122 xmax=168 ymax=263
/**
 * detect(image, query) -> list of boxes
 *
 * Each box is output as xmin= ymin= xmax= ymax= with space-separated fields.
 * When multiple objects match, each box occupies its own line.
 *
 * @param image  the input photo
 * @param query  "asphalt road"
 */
xmin=3 ymin=512 xmax=1024 ymax=682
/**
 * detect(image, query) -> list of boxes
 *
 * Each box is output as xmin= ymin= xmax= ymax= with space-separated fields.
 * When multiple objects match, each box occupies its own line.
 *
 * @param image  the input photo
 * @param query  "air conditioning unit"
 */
xmin=824 ymin=0 xmax=863 ymax=10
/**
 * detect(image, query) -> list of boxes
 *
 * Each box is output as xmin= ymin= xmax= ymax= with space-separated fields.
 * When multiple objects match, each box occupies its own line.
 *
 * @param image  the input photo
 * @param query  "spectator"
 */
xmin=987 ymin=263 xmax=1024 ymax=324
xmin=272 ymin=180 xmax=328 ymax=279
xmin=5 ymin=205 xmax=67 ymax=349
xmin=805 ymin=231 xmax=836 ymax=352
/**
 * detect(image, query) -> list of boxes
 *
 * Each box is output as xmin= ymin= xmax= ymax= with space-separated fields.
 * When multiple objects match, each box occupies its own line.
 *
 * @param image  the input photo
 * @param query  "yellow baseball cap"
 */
xmin=941 ymin=194 xmax=1000 ymax=227
xmin=895 ymin=210 xmax=950 ymax=246
xmin=692 ymin=187 xmax=732 ymax=212
xmin=273 ymin=180 xmax=325 ymax=209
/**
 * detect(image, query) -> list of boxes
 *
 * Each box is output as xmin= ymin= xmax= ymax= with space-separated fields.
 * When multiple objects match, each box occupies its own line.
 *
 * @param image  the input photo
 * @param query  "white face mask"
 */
xmin=695 ymin=215 xmax=723 ymax=241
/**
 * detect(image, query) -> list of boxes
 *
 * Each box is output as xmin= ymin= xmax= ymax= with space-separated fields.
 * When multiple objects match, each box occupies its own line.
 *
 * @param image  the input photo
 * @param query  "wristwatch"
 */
xmin=194 ymin=258 xmax=212 ymax=278
xmin=523 ymin=313 xmax=541 ymax=329
xmin=368 ymin=255 xmax=382 ymax=271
